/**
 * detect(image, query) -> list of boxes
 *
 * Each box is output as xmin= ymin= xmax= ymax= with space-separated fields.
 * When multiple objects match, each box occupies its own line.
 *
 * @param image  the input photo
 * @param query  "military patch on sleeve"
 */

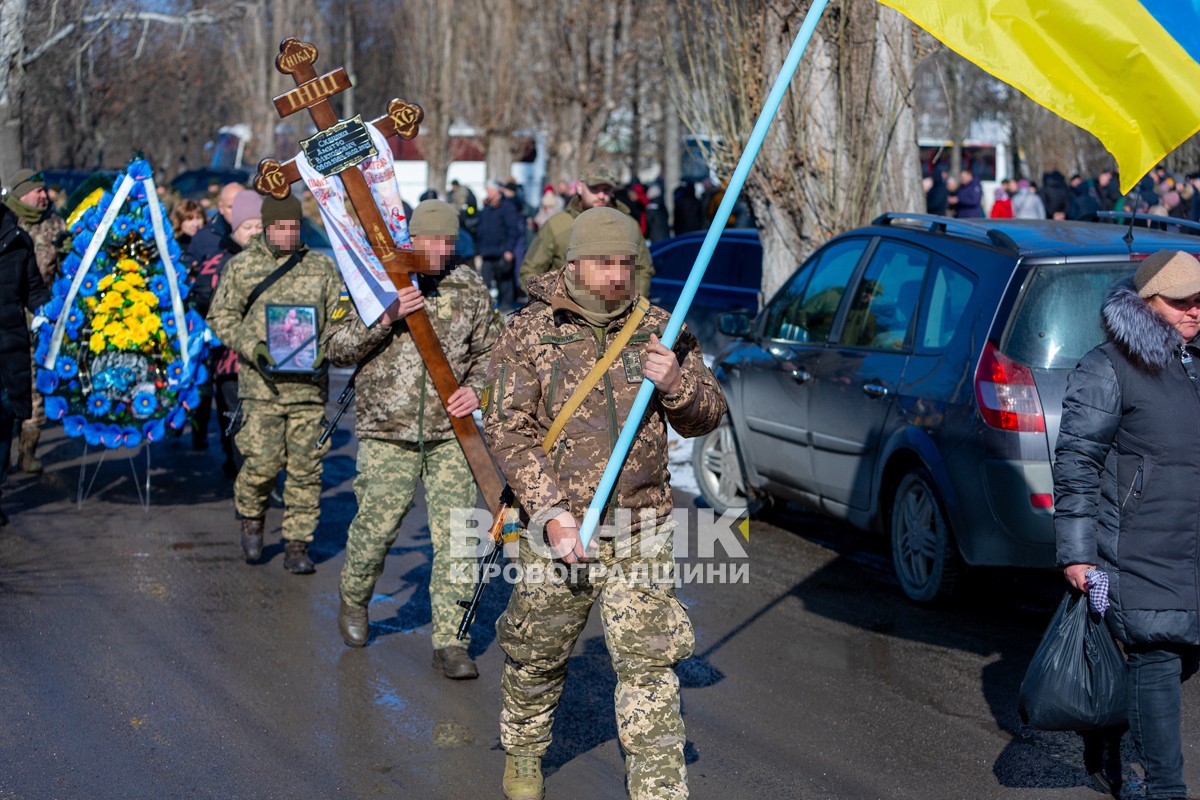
xmin=331 ymin=289 xmax=351 ymax=321
xmin=480 ymin=381 xmax=494 ymax=416
xmin=436 ymin=295 xmax=453 ymax=320
xmin=622 ymin=350 xmax=644 ymax=383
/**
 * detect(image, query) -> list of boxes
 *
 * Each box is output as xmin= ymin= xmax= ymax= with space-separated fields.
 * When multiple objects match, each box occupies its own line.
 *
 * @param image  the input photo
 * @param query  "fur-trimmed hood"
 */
xmin=1102 ymin=277 xmax=1186 ymax=372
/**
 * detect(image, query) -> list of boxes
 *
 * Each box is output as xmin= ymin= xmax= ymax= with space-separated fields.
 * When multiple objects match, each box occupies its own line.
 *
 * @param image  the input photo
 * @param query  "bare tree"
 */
xmin=666 ymin=0 xmax=922 ymax=295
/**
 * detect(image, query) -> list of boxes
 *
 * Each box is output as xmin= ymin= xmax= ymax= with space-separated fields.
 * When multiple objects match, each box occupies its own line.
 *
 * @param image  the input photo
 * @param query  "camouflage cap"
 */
xmin=579 ymin=162 xmax=618 ymax=188
xmin=567 ymin=206 xmax=638 ymax=261
xmin=410 ymin=199 xmax=459 ymax=237
xmin=7 ymin=168 xmax=43 ymax=198
xmin=261 ymin=193 xmax=302 ymax=227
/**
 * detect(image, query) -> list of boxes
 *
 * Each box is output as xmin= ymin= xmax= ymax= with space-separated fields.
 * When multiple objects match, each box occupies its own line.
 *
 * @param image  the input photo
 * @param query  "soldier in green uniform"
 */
xmin=324 ymin=200 xmax=501 ymax=678
xmin=5 ymin=169 xmax=65 ymax=474
xmin=519 ymin=162 xmax=654 ymax=298
xmin=207 ymin=194 xmax=343 ymax=574
xmin=484 ymin=207 xmax=727 ymax=799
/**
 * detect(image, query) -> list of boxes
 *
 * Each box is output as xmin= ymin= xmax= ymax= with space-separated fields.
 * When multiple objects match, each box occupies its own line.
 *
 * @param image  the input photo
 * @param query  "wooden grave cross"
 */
xmin=254 ymin=37 xmax=504 ymax=513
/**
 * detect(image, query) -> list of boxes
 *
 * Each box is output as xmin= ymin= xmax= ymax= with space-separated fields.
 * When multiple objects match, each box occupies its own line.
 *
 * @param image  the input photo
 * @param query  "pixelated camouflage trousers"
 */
xmin=339 ymin=437 xmax=479 ymax=650
xmin=234 ymin=399 xmax=329 ymax=542
xmin=23 ymin=347 xmax=44 ymax=437
xmin=498 ymin=527 xmax=694 ymax=800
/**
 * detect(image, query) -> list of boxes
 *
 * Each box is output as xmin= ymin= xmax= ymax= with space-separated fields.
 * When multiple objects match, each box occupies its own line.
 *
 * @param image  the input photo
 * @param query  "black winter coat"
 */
xmin=0 ymin=206 xmax=52 ymax=419
xmin=475 ymin=199 xmax=522 ymax=258
xmin=1054 ymin=278 xmax=1200 ymax=646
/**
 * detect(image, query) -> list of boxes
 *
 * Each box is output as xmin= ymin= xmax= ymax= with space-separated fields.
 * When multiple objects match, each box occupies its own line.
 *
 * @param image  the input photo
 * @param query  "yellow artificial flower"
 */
xmin=89 ymin=331 xmax=105 ymax=353
xmin=129 ymin=302 xmax=151 ymax=320
xmin=98 ymin=275 xmax=115 ymax=291
xmin=117 ymin=259 xmax=139 ymax=273
xmin=145 ymin=315 xmax=162 ymax=333
xmin=85 ymin=297 xmax=97 ymax=310
xmin=103 ymin=321 xmax=124 ymax=337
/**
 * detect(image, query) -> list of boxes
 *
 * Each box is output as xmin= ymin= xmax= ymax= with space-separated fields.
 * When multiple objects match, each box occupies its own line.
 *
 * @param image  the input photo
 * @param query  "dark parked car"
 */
xmin=170 ymin=167 xmax=251 ymax=200
xmin=696 ymin=213 xmax=1200 ymax=602
xmin=649 ymin=229 xmax=763 ymax=351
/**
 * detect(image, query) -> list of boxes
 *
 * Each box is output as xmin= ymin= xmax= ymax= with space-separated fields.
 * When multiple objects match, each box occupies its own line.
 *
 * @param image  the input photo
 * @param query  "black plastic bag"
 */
xmin=1018 ymin=591 xmax=1127 ymax=731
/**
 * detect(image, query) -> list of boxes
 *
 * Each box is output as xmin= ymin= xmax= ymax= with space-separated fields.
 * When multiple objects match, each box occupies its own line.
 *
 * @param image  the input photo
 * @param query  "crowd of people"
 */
xmin=925 ymin=162 xmax=1200 ymax=227
xmin=8 ymin=151 xmax=1200 ymax=799
xmin=0 ymin=162 xmax=726 ymax=800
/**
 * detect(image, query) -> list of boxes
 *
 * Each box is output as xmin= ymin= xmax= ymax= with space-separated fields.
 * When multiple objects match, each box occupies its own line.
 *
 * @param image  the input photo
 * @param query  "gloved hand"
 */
xmin=252 ymin=341 xmax=275 ymax=373
xmin=251 ymin=342 xmax=279 ymax=394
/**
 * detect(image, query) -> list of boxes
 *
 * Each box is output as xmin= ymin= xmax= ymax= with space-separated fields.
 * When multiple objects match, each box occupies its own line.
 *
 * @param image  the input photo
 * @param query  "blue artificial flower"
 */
xmin=181 ymin=386 xmax=200 ymax=411
xmin=68 ymin=380 xmax=79 ymax=391
xmin=187 ymin=335 xmax=204 ymax=359
xmin=72 ymin=229 xmax=93 ymax=255
xmin=148 ymin=274 xmax=168 ymax=297
xmin=64 ymin=415 xmax=86 ymax=438
xmin=194 ymin=363 xmax=209 ymax=386
xmin=129 ymin=160 xmax=152 ymax=181
xmin=86 ymin=392 xmax=111 ymax=418
xmin=96 ymin=194 xmax=111 ymax=217
xmin=78 ymin=273 xmax=99 ymax=298
xmin=166 ymin=405 xmax=187 ymax=430
xmin=185 ymin=309 xmax=205 ymax=335
xmin=162 ymin=312 xmax=177 ymax=336
xmin=53 ymin=276 xmax=72 ymax=297
xmin=101 ymin=424 xmax=123 ymax=448
xmin=167 ymin=239 xmax=182 ymax=262
xmin=44 ymin=396 xmax=67 ymax=421
xmin=60 ymin=255 xmax=80 ymax=280
xmin=122 ymin=427 xmax=142 ymax=449
xmin=35 ymin=369 xmax=57 ymax=394
xmin=33 ymin=337 xmax=48 ymax=367
xmin=166 ymin=360 xmax=185 ymax=387
xmin=112 ymin=215 xmax=135 ymax=237
xmin=83 ymin=423 xmax=104 ymax=446
xmin=142 ymin=418 xmax=165 ymax=443
xmin=64 ymin=307 xmax=84 ymax=337
xmin=41 ymin=296 xmax=64 ymax=322
xmin=55 ymin=356 xmax=78 ymax=380
xmin=132 ymin=392 xmax=158 ymax=418
xmin=136 ymin=221 xmax=149 ymax=237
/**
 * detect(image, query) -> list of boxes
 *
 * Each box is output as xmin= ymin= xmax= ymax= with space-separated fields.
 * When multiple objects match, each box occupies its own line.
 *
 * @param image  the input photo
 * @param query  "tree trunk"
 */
xmin=486 ymin=133 xmax=512 ymax=183
xmin=0 ymin=0 xmax=27 ymax=181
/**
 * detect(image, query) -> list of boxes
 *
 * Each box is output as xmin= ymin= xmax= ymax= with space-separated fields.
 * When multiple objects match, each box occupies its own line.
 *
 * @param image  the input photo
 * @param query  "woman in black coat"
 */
xmin=0 ymin=202 xmax=52 ymax=520
xmin=1054 ymin=250 xmax=1200 ymax=800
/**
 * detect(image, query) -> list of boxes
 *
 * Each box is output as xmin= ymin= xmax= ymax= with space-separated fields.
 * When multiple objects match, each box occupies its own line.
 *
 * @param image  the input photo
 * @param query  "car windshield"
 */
xmin=1002 ymin=262 xmax=1134 ymax=369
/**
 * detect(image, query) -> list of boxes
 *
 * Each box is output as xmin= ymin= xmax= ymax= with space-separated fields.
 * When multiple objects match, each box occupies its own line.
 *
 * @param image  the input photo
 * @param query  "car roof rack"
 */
xmin=871 ymin=212 xmax=1018 ymax=252
xmin=1094 ymin=210 xmax=1200 ymax=237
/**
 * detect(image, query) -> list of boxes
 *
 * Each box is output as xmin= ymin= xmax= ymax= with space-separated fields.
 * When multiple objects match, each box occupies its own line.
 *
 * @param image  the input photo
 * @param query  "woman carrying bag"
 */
xmin=1054 ymin=249 xmax=1200 ymax=800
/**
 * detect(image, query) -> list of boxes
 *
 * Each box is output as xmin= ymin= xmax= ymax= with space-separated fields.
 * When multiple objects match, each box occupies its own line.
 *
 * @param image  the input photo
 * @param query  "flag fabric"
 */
xmin=880 ymin=0 xmax=1200 ymax=193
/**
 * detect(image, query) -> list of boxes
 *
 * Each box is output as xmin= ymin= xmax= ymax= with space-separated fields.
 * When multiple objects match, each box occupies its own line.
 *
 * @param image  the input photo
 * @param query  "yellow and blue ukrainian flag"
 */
xmin=881 ymin=0 xmax=1200 ymax=193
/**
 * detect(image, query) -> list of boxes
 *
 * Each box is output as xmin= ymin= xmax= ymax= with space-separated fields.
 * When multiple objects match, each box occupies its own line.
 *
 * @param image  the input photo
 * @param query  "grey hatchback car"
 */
xmin=696 ymin=213 xmax=1200 ymax=602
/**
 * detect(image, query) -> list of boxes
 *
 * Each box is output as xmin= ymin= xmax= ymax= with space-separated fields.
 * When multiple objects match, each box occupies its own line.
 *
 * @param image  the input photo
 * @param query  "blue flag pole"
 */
xmin=577 ymin=0 xmax=832 ymax=550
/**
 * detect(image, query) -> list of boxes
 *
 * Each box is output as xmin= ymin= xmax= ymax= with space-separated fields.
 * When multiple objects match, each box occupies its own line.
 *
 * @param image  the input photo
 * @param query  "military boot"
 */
xmin=283 ymin=540 xmax=316 ymax=574
xmin=433 ymin=646 xmax=479 ymax=680
xmin=502 ymin=754 xmax=544 ymax=800
xmin=240 ymin=517 xmax=264 ymax=562
xmin=18 ymin=428 xmax=41 ymax=474
xmin=338 ymin=599 xmax=368 ymax=647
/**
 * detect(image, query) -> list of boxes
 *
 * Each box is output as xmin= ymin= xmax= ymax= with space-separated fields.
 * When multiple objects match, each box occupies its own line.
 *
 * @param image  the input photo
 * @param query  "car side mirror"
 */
xmin=718 ymin=311 xmax=753 ymax=338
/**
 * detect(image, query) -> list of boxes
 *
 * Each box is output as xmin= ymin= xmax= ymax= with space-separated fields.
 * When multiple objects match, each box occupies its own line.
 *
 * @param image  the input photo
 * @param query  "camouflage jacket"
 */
xmin=483 ymin=268 xmax=726 ymax=536
xmin=18 ymin=212 xmax=65 ymax=286
xmin=207 ymin=235 xmax=342 ymax=405
xmin=323 ymin=262 xmax=501 ymax=442
xmin=519 ymin=196 xmax=654 ymax=297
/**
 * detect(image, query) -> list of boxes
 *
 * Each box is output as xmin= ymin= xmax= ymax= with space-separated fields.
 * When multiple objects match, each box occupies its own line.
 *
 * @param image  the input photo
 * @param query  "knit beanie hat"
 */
xmin=7 ymin=168 xmax=43 ymax=199
xmin=567 ymin=206 xmax=638 ymax=261
xmin=261 ymin=193 xmax=302 ymax=228
xmin=230 ymin=191 xmax=263 ymax=231
xmin=409 ymin=199 xmax=459 ymax=236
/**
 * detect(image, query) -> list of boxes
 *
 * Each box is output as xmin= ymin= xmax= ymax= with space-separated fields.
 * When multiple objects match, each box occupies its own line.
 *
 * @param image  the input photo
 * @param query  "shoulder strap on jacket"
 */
xmin=542 ymin=296 xmax=651 ymax=453
xmin=243 ymin=250 xmax=304 ymax=319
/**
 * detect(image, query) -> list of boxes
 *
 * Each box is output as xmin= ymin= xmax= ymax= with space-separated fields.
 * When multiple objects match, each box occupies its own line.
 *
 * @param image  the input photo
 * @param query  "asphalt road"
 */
xmin=1 ymin=376 xmax=1197 ymax=799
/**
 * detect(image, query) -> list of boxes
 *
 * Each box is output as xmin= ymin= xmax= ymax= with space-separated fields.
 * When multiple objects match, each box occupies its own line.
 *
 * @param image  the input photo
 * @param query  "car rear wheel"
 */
xmin=890 ymin=469 xmax=961 ymax=603
xmin=692 ymin=419 xmax=764 ymax=516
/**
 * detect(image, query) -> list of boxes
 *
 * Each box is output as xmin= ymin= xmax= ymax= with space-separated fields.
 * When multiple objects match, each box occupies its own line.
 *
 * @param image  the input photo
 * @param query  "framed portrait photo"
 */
xmin=265 ymin=304 xmax=319 ymax=373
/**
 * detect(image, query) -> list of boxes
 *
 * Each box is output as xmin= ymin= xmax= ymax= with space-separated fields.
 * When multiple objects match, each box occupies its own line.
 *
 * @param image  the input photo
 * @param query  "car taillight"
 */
xmin=974 ymin=342 xmax=1046 ymax=432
